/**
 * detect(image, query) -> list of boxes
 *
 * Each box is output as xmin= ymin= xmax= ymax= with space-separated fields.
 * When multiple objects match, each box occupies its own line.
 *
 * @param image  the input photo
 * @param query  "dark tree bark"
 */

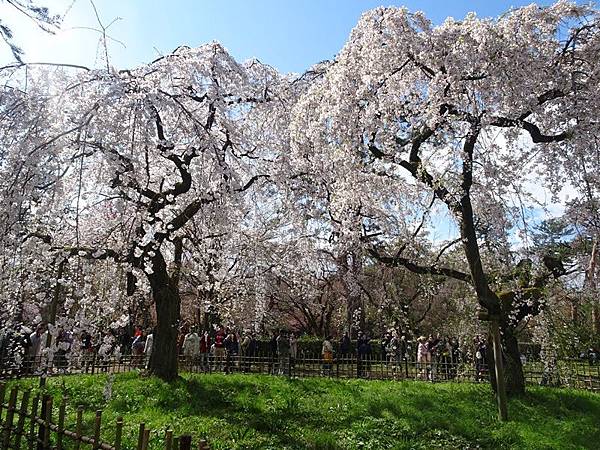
xmin=146 ymin=251 xmax=181 ymax=381
xmin=487 ymin=324 xmax=525 ymax=396
xmin=587 ymin=239 xmax=600 ymax=335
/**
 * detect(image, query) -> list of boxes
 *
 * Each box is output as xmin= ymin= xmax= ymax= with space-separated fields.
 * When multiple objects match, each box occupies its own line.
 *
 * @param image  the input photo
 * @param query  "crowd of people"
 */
xmin=0 ymin=321 xmax=514 ymax=382
xmin=329 ymin=331 xmax=489 ymax=381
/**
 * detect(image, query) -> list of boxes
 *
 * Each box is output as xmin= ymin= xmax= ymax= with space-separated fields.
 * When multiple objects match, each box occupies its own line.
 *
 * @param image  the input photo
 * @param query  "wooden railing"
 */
xmin=0 ymin=353 xmax=598 ymax=392
xmin=0 ymin=381 xmax=210 ymax=450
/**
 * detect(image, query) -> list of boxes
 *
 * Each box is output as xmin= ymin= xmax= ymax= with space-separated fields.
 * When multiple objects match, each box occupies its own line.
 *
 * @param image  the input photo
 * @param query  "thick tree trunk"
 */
xmin=593 ymin=304 xmax=600 ymax=335
xmin=488 ymin=324 xmax=525 ymax=396
xmin=587 ymin=239 xmax=599 ymax=335
xmin=571 ymin=300 xmax=579 ymax=323
xmin=146 ymin=253 xmax=181 ymax=381
xmin=460 ymin=191 xmax=525 ymax=396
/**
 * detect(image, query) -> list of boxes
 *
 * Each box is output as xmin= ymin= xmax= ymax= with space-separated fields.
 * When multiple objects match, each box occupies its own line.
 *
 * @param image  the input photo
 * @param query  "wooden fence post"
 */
xmin=179 ymin=434 xmax=192 ymax=450
xmin=56 ymin=397 xmax=67 ymax=450
xmin=2 ymin=386 xmax=18 ymax=448
xmin=114 ymin=416 xmax=123 ymax=450
xmin=42 ymin=396 xmax=53 ymax=450
xmin=137 ymin=423 xmax=146 ymax=450
xmin=36 ymin=382 xmax=48 ymax=450
xmin=36 ymin=394 xmax=49 ymax=450
xmin=28 ymin=394 xmax=39 ymax=450
xmin=490 ymin=319 xmax=508 ymax=422
xmin=92 ymin=409 xmax=102 ymax=450
xmin=165 ymin=429 xmax=173 ymax=450
xmin=14 ymin=388 xmax=30 ymax=449
xmin=141 ymin=428 xmax=150 ymax=450
xmin=74 ymin=405 xmax=83 ymax=450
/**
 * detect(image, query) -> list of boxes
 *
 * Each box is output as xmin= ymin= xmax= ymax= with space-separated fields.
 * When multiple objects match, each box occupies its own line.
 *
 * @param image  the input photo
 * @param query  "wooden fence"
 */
xmin=0 ymin=381 xmax=209 ymax=450
xmin=1 ymin=353 xmax=599 ymax=392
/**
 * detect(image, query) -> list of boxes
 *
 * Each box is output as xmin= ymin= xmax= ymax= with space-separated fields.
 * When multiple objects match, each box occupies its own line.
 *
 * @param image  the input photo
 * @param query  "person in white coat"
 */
xmin=29 ymin=324 xmax=47 ymax=372
xmin=182 ymin=326 xmax=200 ymax=370
xmin=144 ymin=329 xmax=154 ymax=369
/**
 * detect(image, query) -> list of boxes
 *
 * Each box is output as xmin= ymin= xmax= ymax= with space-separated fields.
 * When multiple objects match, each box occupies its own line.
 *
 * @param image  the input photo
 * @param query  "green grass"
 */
xmin=8 ymin=372 xmax=600 ymax=449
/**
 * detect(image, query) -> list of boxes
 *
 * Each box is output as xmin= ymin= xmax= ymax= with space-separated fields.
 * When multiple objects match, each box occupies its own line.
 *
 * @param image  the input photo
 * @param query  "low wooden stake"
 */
xmin=114 ymin=416 xmax=123 ymax=450
xmin=490 ymin=319 xmax=509 ymax=421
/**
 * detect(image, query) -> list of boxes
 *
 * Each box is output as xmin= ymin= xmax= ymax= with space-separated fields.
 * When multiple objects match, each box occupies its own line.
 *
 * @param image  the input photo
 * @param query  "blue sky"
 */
xmin=0 ymin=0 xmax=579 ymax=245
xmin=0 ymin=0 xmax=579 ymax=73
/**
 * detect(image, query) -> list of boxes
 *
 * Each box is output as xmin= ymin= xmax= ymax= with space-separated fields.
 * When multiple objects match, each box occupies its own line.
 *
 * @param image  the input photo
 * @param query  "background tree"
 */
xmin=3 ymin=44 xmax=289 ymax=380
xmin=290 ymin=2 xmax=600 ymax=395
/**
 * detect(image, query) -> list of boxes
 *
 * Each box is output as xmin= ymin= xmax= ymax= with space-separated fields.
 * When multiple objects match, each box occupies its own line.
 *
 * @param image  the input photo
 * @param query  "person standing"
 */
xmin=240 ymin=332 xmax=251 ymax=372
xmin=177 ymin=322 xmax=189 ymax=356
xmin=213 ymin=327 xmax=226 ymax=371
xmin=449 ymin=337 xmax=460 ymax=379
xmin=56 ymin=329 xmax=72 ymax=373
xmin=183 ymin=326 xmax=200 ymax=371
xmin=417 ymin=336 xmax=430 ymax=380
xmin=289 ymin=332 xmax=298 ymax=373
xmin=474 ymin=336 xmax=487 ymax=382
xmin=143 ymin=329 xmax=154 ymax=369
xmin=269 ymin=333 xmax=278 ymax=374
xmin=357 ymin=331 xmax=368 ymax=377
xmin=199 ymin=330 xmax=211 ymax=372
xmin=339 ymin=332 xmax=351 ymax=361
xmin=289 ymin=333 xmax=298 ymax=360
xmin=131 ymin=330 xmax=145 ymax=368
xmin=29 ymin=323 xmax=47 ymax=372
xmin=224 ymin=332 xmax=239 ymax=373
xmin=80 ymin=330 xmax=94 ymax=373
xmin=277 ymin=330 xmax=290 ymax=375
xmin=388 ymin=332 xmax=400 ymax=373
xmin=363 ymin=333 xmax=373 ymax=377
xmin=427 ymin=334 xmax=440 ymax=381
xmin=17 ymin=327 xmax=33 ymax=375
xmin=322 ymin=336 xmax=334 ymax=376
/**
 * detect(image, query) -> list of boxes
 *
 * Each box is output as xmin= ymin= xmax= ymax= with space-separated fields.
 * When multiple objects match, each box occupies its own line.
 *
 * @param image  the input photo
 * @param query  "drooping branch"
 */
xmin=396 ymin=126 xmax=462 ymax=214
xmin=367 ymin=247 xmax=471 ymax=283
xmin=389 ymin=194 xmax=436 ymax=258
xmin=0 ymin=62 xmax=90 ymax=72
xmin=237 ymin=174 xmax=270 ymax=192
xmin=24 ymin=232 xmax=124 ymax=262
xmin=490 ymin=117 xmax=570 ymax=143
xmin=434 ymin=237 xmax=463 ymax=263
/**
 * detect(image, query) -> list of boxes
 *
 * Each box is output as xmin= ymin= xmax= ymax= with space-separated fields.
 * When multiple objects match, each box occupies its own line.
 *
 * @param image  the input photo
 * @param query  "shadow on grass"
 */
xmin=30 ymin=373 xmax=600 ymax=449
xmin=167 ymin=376 xmax=599 ymax=449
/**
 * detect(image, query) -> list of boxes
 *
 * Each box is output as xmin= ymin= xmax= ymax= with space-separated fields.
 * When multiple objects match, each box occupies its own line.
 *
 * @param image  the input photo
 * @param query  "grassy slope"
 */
xmin=10 ymin=372 xmax=600 ymax=450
